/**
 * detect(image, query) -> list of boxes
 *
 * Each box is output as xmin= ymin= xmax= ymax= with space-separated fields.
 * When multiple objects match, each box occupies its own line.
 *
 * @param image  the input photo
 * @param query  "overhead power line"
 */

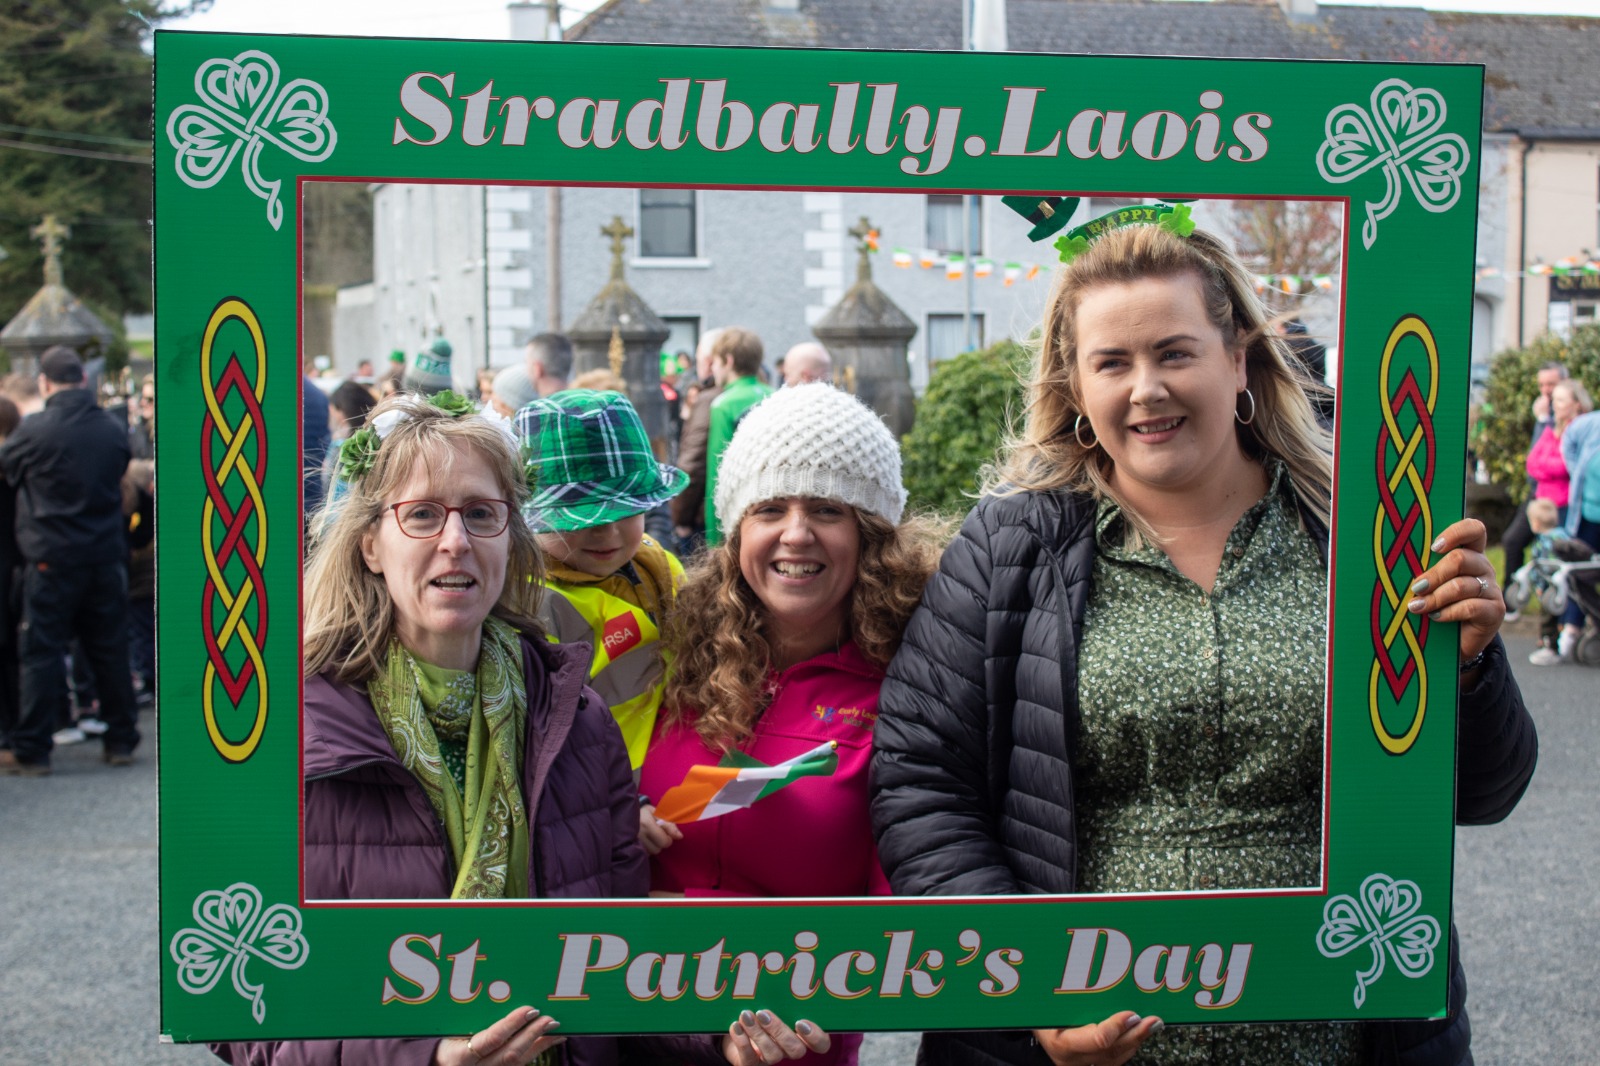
xmin=0 ymin=122 xmax=147 ymax=148
xmin=0 ymin=137 xmax=149 ymax=164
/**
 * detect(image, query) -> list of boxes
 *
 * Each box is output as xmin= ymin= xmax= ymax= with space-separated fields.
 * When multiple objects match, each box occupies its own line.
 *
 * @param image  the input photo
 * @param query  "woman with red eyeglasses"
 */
xmin=213 ymin=392 xmax=823 ymax=1066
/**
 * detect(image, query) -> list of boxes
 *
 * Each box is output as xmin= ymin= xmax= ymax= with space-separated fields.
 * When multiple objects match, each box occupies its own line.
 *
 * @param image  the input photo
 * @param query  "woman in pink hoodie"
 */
xmin=640 ymin=385 xmax=947 ymax=1066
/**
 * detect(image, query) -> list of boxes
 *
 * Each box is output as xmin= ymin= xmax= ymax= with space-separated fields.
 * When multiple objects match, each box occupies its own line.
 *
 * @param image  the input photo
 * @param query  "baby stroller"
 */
xmin=1503 ymin=535 xmax=1592 ymax=617
xmin=1557 ymin=555 xmax=1600 ymax=666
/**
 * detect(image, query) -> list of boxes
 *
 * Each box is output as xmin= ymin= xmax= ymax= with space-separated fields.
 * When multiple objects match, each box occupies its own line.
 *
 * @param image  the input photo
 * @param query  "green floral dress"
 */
xmin=1075 ymin=471 xmax=1361 ymax=1064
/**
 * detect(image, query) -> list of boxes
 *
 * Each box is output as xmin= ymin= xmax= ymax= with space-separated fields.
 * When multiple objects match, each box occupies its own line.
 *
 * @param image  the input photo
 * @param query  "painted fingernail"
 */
xmin=1150 ymin=1020 xmax=1166 ymax=1036
xmin=797 ymin=1022 xmax=814 ymax=1036
xmin=1408 ymin=598 xmax=1426 ymax=613
xmin=1429 ymin=611 xmax=1442 ymax=621
xmin=525 ymin=1008 xmax=540 ymax=1019
xmin=757 ymin=1010 xmax=774 ymax=1025
xmin=1411 ymin=578 xmax=1430 ymax=594
xmin=740 ymin=1010 xmax=756 ymax=1027
xmin=1433 ymin=535 xmax=1447 ymax=551
xmin=547 ymin=1021 xmax=560 ymax=1030
xmin=551 ymin=1036 xmax=568 ymax=1046
xmin=1124 ymin=1014 xmax=1142 ymax=1030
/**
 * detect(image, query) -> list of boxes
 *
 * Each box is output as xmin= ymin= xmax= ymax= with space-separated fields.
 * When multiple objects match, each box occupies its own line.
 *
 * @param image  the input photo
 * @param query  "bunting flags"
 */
xmin=892 ymin=247 xmax=912 ymax=268
xmin=652 ymin=741 xmax=840 ymax=824
xmin=974 ymin=258 xmax=994 ymax=278
xmin=946 ymin=255 xmax=965 ymax=280
xmin=1003 ymin=261 xmax=1021 ymax=286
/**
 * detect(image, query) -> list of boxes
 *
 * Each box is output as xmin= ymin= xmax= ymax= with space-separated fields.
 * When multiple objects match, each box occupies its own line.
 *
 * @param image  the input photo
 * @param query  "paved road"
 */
xmin=0 ymin=629 xmax=1590 ymax=1065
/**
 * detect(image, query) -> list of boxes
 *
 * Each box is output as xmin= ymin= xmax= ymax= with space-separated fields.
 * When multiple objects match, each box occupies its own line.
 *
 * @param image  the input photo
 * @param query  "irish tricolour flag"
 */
xmin=653 ymin=741 xmax=839 ymax=824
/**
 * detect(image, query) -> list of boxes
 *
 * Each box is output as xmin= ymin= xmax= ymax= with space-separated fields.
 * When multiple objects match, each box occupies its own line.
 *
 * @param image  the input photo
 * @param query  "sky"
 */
xmin=166 ymin=0 xmax=1600 ymax=42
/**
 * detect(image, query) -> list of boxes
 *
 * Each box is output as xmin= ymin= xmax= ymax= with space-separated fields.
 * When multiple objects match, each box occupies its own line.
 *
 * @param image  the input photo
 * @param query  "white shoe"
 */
xmin=52 ymin=726 xmax=87 ymax=745
xmin=77 ymin=717 xmax=108 ymax=736
xmin=1528 ymin=646 xmax=1568 ymax=666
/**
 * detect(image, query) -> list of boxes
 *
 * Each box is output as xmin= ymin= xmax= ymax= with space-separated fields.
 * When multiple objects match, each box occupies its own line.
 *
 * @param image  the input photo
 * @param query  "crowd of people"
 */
xmin=1495 ymin=361 xmax=1600 ymax=665
xmin=0 ymin=346 xmax=154 ymax=777
xmin=252 ymin=214 xmax=1537 ymax=1066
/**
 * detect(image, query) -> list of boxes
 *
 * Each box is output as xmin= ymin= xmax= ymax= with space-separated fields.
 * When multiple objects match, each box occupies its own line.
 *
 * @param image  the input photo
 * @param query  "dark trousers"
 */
xmin=1501 ymin=502 xmax=1535 ymax=587
xmin=129 ymin=595 xmax=155 ymax=690
xmin=1562 ymin=517 xmax=1600 ymax=629
xmin=12 ymin=561 xmax=140 ymax=763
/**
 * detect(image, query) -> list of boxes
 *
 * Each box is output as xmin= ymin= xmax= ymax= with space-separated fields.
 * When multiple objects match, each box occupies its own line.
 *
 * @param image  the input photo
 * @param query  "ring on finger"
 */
xmin=1475 ymin=575 xmax=1490 ymax=598
xmin=466 ymin=1034 xmax=482 ymax=1062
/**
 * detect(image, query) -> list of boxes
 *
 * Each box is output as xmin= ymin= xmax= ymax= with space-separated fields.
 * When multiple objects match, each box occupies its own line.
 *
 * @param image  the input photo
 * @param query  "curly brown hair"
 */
xmin=661 ymin=510 xmax=949 ymax=748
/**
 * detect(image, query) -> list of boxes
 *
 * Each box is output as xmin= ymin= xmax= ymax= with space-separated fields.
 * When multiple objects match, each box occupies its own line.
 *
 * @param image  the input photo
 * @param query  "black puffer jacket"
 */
xmin=871 ymin=489 xmax=1537 ymax=1066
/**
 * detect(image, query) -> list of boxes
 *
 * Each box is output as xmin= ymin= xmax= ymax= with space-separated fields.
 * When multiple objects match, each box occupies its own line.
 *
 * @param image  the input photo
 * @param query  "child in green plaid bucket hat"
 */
xmin=515 ymin=389 xmax=689 ymax=775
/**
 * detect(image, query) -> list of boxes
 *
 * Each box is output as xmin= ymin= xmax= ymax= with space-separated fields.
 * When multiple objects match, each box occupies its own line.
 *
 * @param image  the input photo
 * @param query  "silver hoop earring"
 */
xmin=1235 ymin=388 xmax=1256 ymax=426
xmin=1074 ymin=415 xmax=1097 ymax=449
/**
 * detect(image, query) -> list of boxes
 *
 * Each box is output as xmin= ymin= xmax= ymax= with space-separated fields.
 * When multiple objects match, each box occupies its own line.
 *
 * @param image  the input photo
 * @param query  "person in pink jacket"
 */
xmin=1525 ymin=379 xmax=1593 ymax=662
xmin=640 ymin=384 xmax=947 ymax=1066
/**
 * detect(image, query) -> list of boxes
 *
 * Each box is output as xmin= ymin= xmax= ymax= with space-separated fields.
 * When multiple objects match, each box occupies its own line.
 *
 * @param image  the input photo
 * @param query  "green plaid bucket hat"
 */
xmin=515 ymin=389 xmax=688 ymax=532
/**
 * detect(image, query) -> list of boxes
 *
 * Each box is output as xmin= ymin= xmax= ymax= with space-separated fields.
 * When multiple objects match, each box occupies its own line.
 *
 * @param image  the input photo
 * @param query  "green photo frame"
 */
xmin=155 ymin=31 xmax=1482 ymax=1042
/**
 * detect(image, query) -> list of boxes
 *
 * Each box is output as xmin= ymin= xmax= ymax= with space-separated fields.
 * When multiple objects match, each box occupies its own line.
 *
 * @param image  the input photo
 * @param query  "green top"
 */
xmin=1076 ymin=469 xmax=1360 ymax=1064
xmin=704 ymin=374 xmax=775 ymax=545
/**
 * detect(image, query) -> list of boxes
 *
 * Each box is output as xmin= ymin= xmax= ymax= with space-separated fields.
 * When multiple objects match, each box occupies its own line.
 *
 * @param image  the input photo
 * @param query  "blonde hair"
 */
xmin=989 ymin=224 xmax=1333 ymax=541
xmin=303 ymin=393 xmax=544 ymax=684
xmin=1554 ymin=379 xmax=1595 ymax=423
xmin=1526 ymin=496 xmax=1560 ymax=533
xmin=662 ymin=511 xmax=949 ymax=747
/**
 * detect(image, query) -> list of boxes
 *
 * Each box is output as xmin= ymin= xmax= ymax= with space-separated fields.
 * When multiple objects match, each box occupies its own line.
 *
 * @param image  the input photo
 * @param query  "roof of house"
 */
xmin=568 ymin=0 xmax=1600 ymax=136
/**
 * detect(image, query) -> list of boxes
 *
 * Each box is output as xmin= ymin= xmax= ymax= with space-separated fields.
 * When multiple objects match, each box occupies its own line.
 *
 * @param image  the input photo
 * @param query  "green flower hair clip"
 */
xmin=1054 ymin=201 xmax=1196 ymax=265
xmin=336 ymin=390 xmax=480 ymax=484
xmin=337 ymin=425 xmax=381 ymax=482
xmin=428 ymin=389 xmax=475 ymax=417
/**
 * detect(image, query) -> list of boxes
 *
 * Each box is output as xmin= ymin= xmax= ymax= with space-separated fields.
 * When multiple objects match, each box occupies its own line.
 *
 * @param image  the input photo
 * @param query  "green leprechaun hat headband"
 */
xmin=1053 ymin=202 xmax=1196 ymax=264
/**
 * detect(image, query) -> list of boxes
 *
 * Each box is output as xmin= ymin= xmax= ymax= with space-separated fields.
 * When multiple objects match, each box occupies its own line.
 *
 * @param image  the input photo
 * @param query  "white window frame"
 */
xmin=632 ymin=188 xmax=710 ymax=268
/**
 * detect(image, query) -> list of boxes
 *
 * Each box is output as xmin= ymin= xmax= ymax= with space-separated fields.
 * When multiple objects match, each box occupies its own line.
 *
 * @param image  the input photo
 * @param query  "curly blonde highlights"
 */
xmin=302 ymin=393 xmax=544 ymax=684
xmin=988 ymin=223 xmax=1332 ymax=540
xmin=662 ymin=510 xmax=950 ymax=748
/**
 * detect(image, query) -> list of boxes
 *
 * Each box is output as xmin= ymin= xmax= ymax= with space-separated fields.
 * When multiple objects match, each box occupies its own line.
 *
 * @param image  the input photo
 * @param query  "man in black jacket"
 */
xmin=0 ymin=347 xmax=139 ymax=775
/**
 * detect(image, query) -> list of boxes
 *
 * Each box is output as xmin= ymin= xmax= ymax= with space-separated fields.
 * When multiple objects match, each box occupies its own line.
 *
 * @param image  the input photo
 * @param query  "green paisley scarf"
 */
xmin=369 ymin=617 xmax=531 ymax=899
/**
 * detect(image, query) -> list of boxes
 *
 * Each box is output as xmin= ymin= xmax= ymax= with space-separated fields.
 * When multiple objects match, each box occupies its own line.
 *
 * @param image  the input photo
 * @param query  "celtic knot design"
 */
xmin=202 ymin=299 xmax=269 ymax=763
xmin=165 ymin=50 xmax=337 ymax=230
xmin=1370 ymin=316 xmax=1438 ymax=756
xmin=1315 ymin=873 xmax=1441 ymax=1008
xmin=169 ymin=882 xmax=310 ymax=1024
xmin=1316 ymin=78 xmax=1470 ymax=250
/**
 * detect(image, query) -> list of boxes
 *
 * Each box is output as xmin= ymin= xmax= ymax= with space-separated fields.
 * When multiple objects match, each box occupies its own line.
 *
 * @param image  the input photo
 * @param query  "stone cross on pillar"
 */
xmin=846 ymin=216 xmax=879 ymax=284
xmin=601 ymin=215 xmax=634 ymax=282
xmin=31 ymin=214 xmax=70 ymax=288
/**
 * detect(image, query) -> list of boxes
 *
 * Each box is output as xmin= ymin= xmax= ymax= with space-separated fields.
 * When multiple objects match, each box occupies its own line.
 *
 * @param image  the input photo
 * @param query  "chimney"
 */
xmin=1277 ymin=0 xmax=1318 ymax=22
xmin=508 ymin=1 xmax=560 ymax=41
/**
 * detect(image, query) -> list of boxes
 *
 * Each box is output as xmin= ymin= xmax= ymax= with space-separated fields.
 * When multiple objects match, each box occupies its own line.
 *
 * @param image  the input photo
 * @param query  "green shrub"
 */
xmin=902 ymin=340 xmax=1032 ymax=517
xmin=1474 ymin=324 xmax=1600 ymax=505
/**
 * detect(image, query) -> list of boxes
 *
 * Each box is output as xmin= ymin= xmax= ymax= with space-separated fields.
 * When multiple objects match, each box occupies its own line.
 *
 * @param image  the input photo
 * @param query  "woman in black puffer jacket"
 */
xmin=870 ymin=222 xmax=1536 ymax=1066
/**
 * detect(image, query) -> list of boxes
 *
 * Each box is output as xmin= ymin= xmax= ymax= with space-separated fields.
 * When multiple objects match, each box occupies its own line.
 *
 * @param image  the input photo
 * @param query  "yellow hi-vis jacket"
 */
xmin=537 ymin=537 xmax=684 ymax=770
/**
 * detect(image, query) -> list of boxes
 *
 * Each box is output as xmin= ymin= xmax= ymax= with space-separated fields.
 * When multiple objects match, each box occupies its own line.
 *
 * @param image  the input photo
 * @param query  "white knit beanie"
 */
xmin=714 ymin=383 xmax=907 ymax=530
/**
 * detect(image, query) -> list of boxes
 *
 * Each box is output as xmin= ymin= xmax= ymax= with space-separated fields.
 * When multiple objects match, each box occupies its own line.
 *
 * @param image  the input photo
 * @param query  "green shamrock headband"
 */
xmin=1054 ymin=202 xmax=1196 ymax=265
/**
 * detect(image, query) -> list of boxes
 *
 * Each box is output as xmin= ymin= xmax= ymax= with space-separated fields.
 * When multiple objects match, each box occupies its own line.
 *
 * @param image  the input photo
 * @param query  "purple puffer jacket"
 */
xmin=212 ymin=636 xmax=719 ymax=1066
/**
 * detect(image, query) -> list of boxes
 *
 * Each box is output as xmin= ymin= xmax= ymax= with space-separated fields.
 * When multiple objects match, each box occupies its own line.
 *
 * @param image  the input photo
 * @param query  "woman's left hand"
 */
xmin=721 ymin=1009 xmax=831 ymax=1065
xmin=1406 ymin=518 xmax=1504 ymax=664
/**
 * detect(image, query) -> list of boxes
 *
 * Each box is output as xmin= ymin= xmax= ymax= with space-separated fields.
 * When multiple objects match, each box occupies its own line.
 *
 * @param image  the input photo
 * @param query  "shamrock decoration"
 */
xmin=1054 ymin=234 xmax=1092 ymax=265
xmin=1156 ymin=202 xmax=1195 ymax=238
xmin=1315 ymin=872 xmax=1441 ymax=1008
